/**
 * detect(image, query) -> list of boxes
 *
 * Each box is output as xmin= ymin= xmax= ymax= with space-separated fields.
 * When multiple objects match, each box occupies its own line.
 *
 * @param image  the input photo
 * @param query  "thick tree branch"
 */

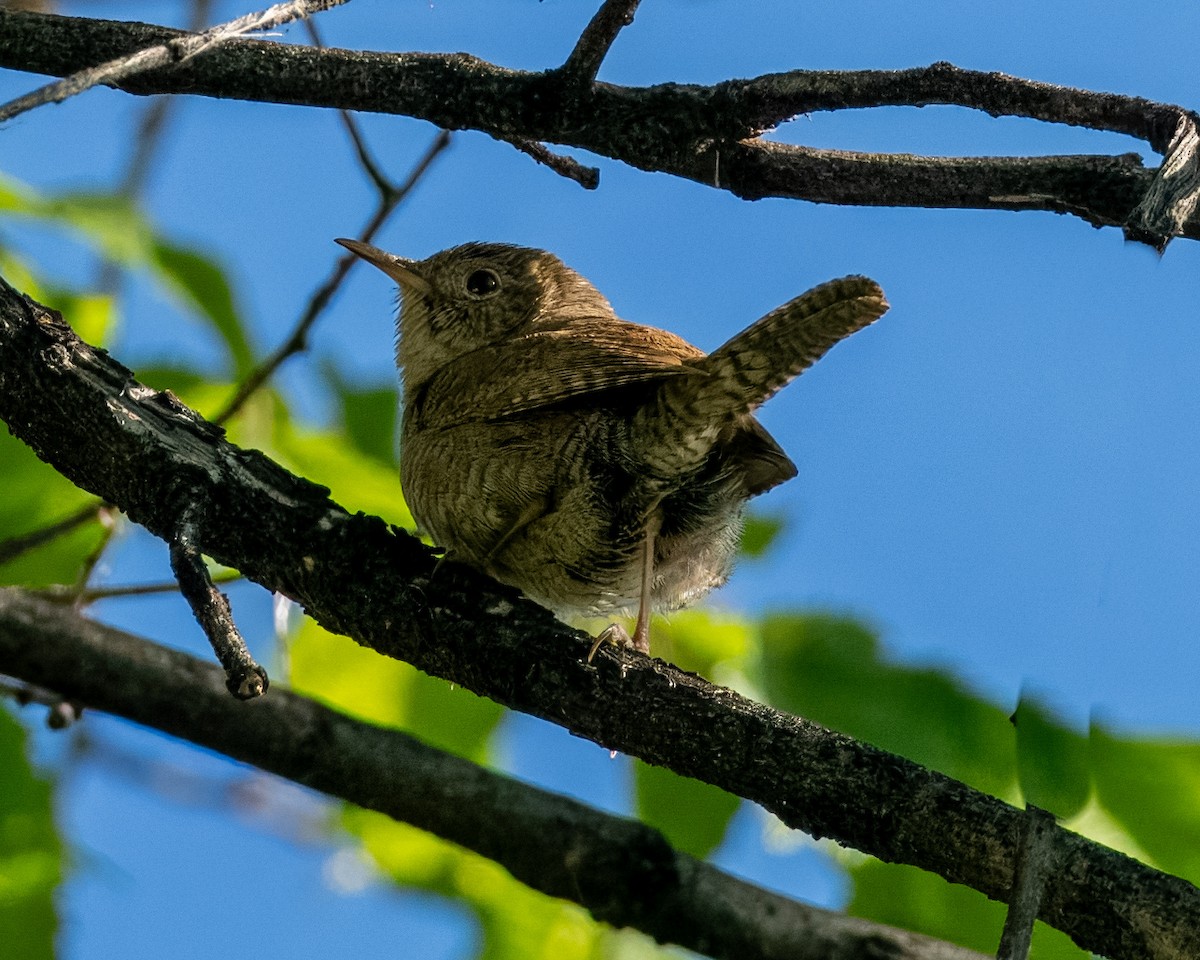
xmin=0 ymin=280 xmax=1198 ymax=960
xmin=0 ymin=11 xmax=1196 ymax=243
xmin=0 ymin=586 xmax=986 ymax=960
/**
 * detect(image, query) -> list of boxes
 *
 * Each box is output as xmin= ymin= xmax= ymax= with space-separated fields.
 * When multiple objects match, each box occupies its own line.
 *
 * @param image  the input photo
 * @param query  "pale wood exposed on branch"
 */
xmin=1126 ymin=114 xmax=1200 ymax=250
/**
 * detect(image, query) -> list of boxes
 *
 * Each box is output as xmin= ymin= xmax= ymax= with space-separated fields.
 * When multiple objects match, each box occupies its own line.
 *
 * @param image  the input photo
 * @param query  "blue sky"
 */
xmin=5 ymin=0 xmax=1200 ymax=956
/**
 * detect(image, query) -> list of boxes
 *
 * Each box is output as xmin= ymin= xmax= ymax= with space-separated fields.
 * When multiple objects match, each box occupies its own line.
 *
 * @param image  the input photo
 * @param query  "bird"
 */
xmin=336 ymin=238 xmax=888 ymax=656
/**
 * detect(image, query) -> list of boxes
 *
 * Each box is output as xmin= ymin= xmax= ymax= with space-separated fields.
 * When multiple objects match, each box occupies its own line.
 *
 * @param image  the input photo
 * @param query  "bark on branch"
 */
xmin=0 ymin=278 xmax=1198 ymax=960
xmin=0 ymin=10 xmax=1197 ymax=245
xmin=0 ymin=586 xmax=986 ymax=960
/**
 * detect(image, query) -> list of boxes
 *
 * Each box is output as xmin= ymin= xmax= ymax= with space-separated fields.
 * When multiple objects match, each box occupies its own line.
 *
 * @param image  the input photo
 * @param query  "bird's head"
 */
xmin=336 ymin=239 xmax=616 ymax=391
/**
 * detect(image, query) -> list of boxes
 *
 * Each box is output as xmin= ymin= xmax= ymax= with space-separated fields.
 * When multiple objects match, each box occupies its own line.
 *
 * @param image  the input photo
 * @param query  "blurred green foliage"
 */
xmin=0 ymin=708 xmax=60 ymax=960
xmin=0 ymin=175 xmax=254 ymax=374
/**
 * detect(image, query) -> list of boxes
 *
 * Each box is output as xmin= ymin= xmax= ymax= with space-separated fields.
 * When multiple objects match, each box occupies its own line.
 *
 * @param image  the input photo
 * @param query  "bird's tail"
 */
xmin=636 ymin=275 xmax=889 ymax=480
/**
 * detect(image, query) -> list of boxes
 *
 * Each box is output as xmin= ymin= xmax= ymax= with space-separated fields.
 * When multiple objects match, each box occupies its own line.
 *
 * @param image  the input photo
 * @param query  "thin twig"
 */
xmin=213 ymin=128 xmax=452 ymax=424
xmin=0 ymin=675 xmax=83 ymax=728
xmin=35 ymin=570 xmax=243 ymax=605
xmin=0 ymin=0 xmax=348 ymax=123
xmin=0 ymin=500 xmax=104 ymax=566
xmin=499 ymin=136 xmax=600 ymax=189
xmin=558 ymin=0 xmax=642 ymax=85
xmin=336 ymin=110 xmax=395 ymax=193
xmin=169 ymin=503 xmax=267 ymax=699
xmin=303 ymin=17 xmax=394 ymax=194
xmin=69 ymin=505 xmax=119 ymax=598
xmin=996 ymin=806 xmax=1059 ymax=960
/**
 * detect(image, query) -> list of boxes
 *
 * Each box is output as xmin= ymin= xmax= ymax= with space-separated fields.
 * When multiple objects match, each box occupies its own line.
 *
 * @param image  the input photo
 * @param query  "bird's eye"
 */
xmin=465 ymin=269 xmax=501 ymax=297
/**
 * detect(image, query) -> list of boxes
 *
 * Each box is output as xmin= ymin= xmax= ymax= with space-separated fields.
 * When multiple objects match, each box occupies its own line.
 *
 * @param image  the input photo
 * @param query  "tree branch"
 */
xmin=1126 ymin=113 xmax=1200 ymax=250
xmin=557 ymin=0 xmax=641 ymax=85
xmin=493 ymin=135 xmax=600 ymax=189
xmin=0 ymin=0 xmax=347 ymax=123
xmin=0 ymin=586 xmax=987 ymax=960
xmin=168 ymin=501 xmax=268 ymax=699
xmin=996 ymin=807 xmax=1058 ymax=960
xmin=0 ymin=276 xmax=1198 ymax=960
xmin=0 ymin=12 xmax=1195 ymax=244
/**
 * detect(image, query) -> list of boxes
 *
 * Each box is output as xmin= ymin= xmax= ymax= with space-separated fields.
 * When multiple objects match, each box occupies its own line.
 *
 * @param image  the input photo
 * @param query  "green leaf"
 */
xmin=620 ymin=609 xmax=753 ymax=681
xmin=0 ymin=429 xmax=105 ymax=588
xmin=288 ymin=620 xmax=503 ymax=762
xmin=151 ymin=241 xmax=255 ymax=375
xmin=846 ymin=858 xmax=1086 ymax=959
xmin=148 ymin=377 xmax=410 ymax=529
xmin=1012 ymin=694 xmax=1089 ymax=819
xmin=405 ymin=668 xmax=505 ymax=763
xmin=1090 ymin=724 xmax=1200 ymax=884
xmin=270 ymin=420 xmax=412 ymax=529
xmin=755 ymin=614 xmax=1017 ymax=799
xmin=633 ymin=760 xmax=740 ymax=859
xmin=211 ymin=396 xmax=413 ymax=529
xmin=738 ymin=513 xmax=785 ymax=559
xmin=0 ymin=175 xmax=254 ymax=375
xmin=134 ymin=365 xmax=224 ymax=402
xmin=34 ymin=190 xmax=152 ymax=265
xmin=0 ymin=708 xmax=62 ymax=960
xmin=0 ymin=250 xmax=117 ymax=346
xmin=47 ymin=290 xmax=115 ymax=346
xmin=347 ymin=811 xmax=668 ymax=960
xmin=324 ymin=364 xmax=399 ymax=467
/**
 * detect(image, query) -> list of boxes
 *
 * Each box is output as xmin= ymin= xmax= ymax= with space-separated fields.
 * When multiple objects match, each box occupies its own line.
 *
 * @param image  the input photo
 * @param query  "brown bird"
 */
xmin=337 ymin=239 xmax=888 ymax=656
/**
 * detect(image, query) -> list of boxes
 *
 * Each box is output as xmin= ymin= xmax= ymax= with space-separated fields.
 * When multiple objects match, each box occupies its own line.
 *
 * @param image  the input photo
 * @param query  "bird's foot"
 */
xmin=586 ymin=621 xmax=648 ymax=663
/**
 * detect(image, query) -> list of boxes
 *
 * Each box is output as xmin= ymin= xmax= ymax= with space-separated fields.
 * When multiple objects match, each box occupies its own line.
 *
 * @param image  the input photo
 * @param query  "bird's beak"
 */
xmin=335 ymin=238 xmax=431 ymax=295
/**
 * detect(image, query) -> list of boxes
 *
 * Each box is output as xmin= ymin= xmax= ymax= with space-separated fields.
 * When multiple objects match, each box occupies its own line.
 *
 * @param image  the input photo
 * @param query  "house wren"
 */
xmin=337 ymin=238 xmax=888 ymax=655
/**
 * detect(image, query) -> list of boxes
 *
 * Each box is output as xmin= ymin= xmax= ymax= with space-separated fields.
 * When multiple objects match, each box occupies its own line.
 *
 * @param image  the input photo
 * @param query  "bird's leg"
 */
xmin=586 ymin=513 xmax=660 ymax=662
xmin=630 ymin=517 xmax=658 ymax=654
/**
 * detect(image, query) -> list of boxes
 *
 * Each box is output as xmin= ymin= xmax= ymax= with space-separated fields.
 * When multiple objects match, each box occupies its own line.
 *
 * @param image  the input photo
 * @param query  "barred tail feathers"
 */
xmin=636 ymin=275 xmax=888 ymax=480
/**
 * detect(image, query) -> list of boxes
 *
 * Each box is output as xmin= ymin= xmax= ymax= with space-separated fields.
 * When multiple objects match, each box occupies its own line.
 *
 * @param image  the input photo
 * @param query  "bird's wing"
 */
xmin=409 ymin=321 xmax=707 ymax=430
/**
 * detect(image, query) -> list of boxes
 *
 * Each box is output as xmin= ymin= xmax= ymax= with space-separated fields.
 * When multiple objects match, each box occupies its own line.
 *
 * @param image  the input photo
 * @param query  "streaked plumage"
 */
xmin=338 ymin=239 xmax=889 ymax=654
